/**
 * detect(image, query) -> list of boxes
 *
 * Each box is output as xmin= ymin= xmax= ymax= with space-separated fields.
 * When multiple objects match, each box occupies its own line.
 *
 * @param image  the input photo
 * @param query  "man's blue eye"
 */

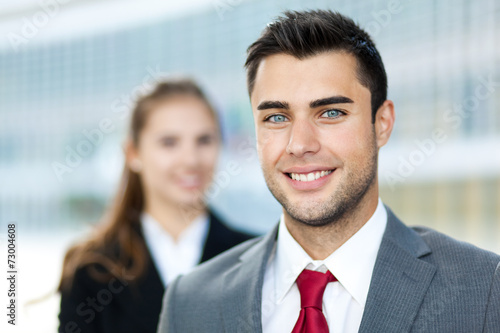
xmin=268 ymin=115 xmax=287 ymax=122
xmin=322 ymin=109 xmax=342 ymax=118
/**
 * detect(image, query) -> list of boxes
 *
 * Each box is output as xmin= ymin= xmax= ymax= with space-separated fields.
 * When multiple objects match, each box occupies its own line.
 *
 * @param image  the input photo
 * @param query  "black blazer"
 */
xmin=58 ymin=212 xmax=253 ymax=333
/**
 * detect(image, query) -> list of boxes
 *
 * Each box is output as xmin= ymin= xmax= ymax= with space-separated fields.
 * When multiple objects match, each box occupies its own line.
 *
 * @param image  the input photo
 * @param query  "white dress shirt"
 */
xmin=261 ymin=199 xmax=387 ymax=333
xmin=141 ymin=212 xmax=209 ymax=287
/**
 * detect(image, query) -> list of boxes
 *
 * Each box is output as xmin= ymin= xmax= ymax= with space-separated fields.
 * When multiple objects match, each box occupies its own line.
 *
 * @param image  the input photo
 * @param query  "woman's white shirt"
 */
xmin=141 ymin=212 xmax=209 ymax=287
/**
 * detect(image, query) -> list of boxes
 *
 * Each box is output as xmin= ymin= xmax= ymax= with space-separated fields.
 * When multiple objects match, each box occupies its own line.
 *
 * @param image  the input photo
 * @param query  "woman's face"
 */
xmin=131 ymin=96 xmax=220 ymax=209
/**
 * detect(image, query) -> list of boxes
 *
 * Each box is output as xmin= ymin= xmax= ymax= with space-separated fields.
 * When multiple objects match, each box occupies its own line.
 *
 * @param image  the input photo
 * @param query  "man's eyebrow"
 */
xmin=310 ymin=96 xmax=354 ymax=108
xmin=257 ymin=100 xmax=290 ymax=110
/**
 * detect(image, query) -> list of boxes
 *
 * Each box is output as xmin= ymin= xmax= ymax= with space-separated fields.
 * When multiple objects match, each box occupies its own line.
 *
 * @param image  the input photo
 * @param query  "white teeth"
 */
xmin=289 ymin=170 xmax=333 ymax=182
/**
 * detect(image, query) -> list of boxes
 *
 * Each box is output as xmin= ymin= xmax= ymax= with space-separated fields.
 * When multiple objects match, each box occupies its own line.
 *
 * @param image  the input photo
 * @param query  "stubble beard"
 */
xmin=263 ymin=139 xmax=378 ymax=228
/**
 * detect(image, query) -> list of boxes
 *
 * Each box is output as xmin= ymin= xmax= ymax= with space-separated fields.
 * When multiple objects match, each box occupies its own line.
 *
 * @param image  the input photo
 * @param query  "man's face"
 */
xmin=250 ymin=52 xmax=387 ymax=226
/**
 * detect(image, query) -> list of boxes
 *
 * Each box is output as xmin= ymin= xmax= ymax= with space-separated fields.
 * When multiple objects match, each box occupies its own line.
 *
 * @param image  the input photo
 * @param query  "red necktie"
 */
xmin=291 ymin=269 xmax=337 ymax=333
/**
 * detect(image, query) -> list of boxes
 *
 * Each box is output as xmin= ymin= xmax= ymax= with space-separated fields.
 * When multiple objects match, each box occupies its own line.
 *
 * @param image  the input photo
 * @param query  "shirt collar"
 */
xmin=141 ymin=211 xmax=209 ymax=247
xmin=274 ymin=198 xmax=387 ymax=307
xmin=140 ymin=211 xmax=210 ymax=286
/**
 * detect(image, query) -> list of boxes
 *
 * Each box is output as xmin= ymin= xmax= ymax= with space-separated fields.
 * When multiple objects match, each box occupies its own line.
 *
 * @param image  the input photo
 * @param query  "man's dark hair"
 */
xmin=245 ymin=10 xmax=387 ymax=121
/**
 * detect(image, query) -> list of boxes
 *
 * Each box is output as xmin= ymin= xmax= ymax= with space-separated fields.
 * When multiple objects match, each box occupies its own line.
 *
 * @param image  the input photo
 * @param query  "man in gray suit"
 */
xmin=158 ymin=10 xmax=500 ymax=332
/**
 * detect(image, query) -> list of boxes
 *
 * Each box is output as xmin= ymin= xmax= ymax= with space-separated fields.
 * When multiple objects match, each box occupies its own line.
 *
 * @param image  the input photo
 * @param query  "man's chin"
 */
xmin=287 ymin=214 xmax=336 ymax=227
xmin=283 ymin=203 xmax=341 ymax=227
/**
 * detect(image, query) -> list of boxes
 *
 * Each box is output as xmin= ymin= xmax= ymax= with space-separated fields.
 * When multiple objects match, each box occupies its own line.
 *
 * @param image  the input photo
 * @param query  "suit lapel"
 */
xmin=200 ymin=212 xmax=226 ymax=262
xmin=217 ymin=207 xmax=436 ymax=332
xmin=358 ymin=207 xmax=436 ymax=332
xmin=220 ymin=225 xmax=278 ymax=333
xmin=116 ymin=224 xmax=166 ymax=332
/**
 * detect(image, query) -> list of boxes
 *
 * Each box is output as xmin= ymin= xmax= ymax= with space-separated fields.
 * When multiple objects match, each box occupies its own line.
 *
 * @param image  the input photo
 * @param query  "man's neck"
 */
xmin=284 ymin=195 xmax=379 ymax=260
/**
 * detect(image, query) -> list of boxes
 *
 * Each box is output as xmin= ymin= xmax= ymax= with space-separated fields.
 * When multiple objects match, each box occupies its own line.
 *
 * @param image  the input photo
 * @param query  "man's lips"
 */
xmin=288 ymin=169 xmax=334 ymax=182
xmin=282 ymin=165 xmax=334 ymax=173
xmin=282 ymin=167 xmax=336 ymax=190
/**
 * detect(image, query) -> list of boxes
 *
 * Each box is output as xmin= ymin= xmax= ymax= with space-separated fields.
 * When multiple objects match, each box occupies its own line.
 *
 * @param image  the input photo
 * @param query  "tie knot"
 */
xmin=296 ymin=269 xmax=337 ymax=310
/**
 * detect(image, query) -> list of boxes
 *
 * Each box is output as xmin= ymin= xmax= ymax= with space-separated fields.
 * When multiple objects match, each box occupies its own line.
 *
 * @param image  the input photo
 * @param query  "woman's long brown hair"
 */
xmin=58 ymin=79 xmax=219 ymax=291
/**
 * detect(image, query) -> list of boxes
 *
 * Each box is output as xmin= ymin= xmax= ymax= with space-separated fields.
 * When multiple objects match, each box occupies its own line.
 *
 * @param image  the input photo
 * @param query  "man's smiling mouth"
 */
xmin=287 ymin=170 xmax=334 ymax=182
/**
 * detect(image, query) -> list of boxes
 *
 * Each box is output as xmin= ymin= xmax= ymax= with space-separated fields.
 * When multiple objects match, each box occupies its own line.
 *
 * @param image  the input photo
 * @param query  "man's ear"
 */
xmin=124 ymin=139 xmax=142 ymax=173
xmin=374 ymin=100 xmax=395 ymax=149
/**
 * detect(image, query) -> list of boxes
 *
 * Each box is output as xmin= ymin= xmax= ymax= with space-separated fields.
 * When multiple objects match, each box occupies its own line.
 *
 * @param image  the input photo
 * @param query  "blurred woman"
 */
xmin=58 ymin=79 xmax=253 ymax=333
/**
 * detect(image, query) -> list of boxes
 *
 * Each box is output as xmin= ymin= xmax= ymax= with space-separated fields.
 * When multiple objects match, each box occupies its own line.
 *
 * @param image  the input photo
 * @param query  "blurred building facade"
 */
xmin=0 ymin=0 xmax=499 ymax=251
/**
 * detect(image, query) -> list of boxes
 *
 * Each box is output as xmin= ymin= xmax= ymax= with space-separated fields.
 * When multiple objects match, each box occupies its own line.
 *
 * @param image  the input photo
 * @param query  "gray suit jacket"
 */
xmin=158 ymin=207 xmax=500 ymax=332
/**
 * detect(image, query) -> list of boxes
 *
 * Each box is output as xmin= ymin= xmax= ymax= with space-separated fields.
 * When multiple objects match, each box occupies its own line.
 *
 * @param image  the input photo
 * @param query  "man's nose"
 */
xmin=285 ymin=119 xmax=320 ymax=157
